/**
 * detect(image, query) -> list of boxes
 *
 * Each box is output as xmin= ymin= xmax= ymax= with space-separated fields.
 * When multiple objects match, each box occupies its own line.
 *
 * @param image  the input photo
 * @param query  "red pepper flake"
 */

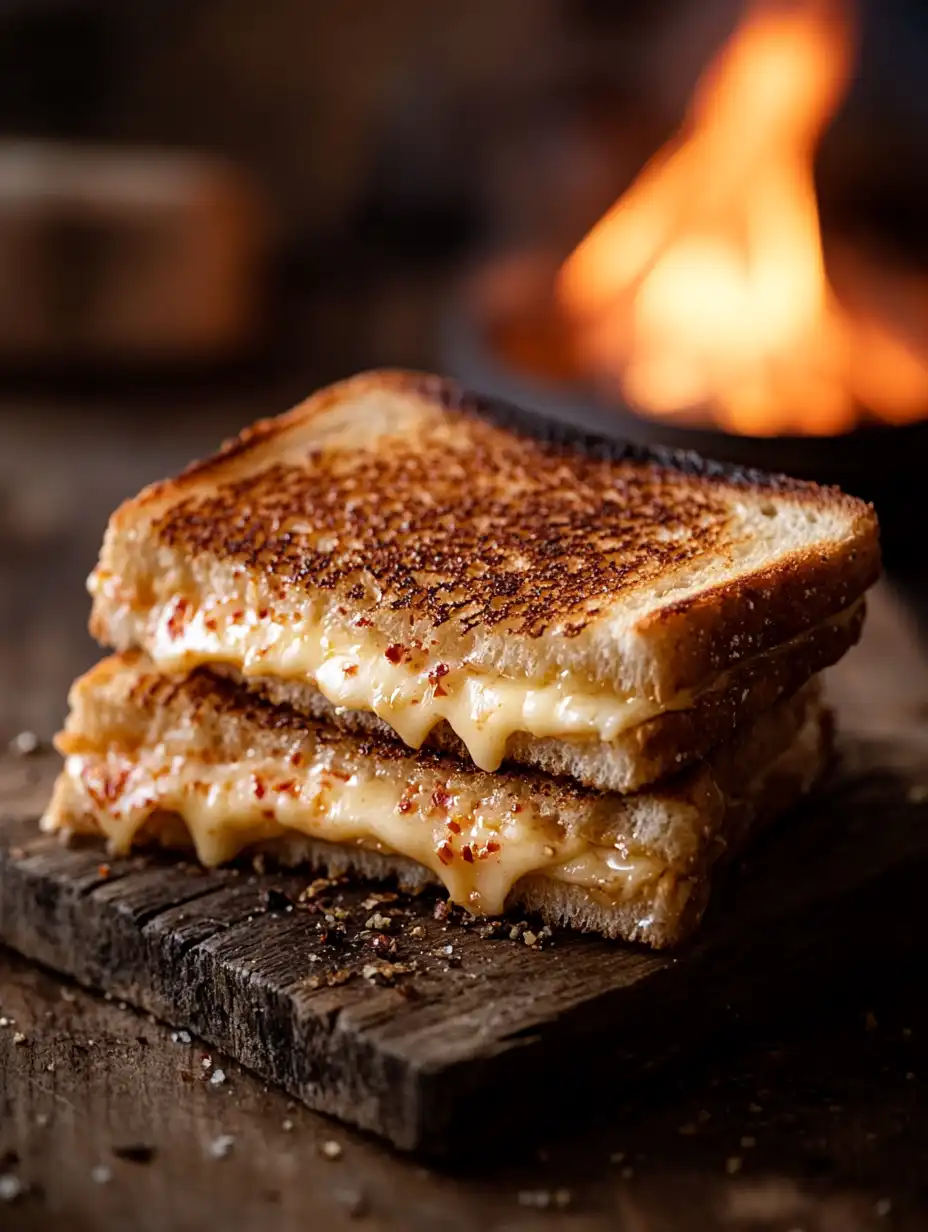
xmin=436 ymin=842 xmax=454 ymax=866
xmin=354 ymin=616 xmax=373 ymax=628
xmin=253 ymin=777 xmax=267 ymax=800
xmin=428 ymin=663 xmax=450 ymax=696
xmin=328 ymin=768 xmax=351 ymax=782
xmin=262 ymin=808 xmax=275 ymax=821
xmin=98 ymin=863 xmax=111 ymax=878
xmin=276 ymin=780 xmax=298 ymax=796
xmin=447 ymin=819 xmax=461 ymax=835
xmin=511 ymin=804 xmax=523 ymax=814
xmin=289 ymin=752 xmax=304 ymax=768
xmin=257 ymin=607 xmax=269 ymax=620
xmin=342 ymin=664 xmax=359 ymax=677
xmin=484 ymin=840 xmax=501 ymax=856
xmin=231 ymin=610 xmax=244 ymax=623
xmin=431 ymin=788 xmax=452 ymax=812
xmin=397 ymin=798 xmax=413 ymax=814
xmin=461 ymin=845 xmax=474 ymax=864
xmin=165 ymin=597 xmax=190 ymax=640
xmin=384 ymin=644 xmax=407 ymax=665
xmin=204 ymin=617 xmax=218 ymax=632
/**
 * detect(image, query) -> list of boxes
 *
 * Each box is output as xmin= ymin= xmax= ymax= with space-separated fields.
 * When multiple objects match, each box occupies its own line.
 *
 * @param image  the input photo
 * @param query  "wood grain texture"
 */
xmin=2 ymin=586 xmax=928 ymax=1155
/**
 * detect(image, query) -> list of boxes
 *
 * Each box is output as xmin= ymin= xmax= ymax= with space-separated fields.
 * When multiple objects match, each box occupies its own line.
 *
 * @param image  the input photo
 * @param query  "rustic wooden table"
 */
xmin=2 ymin=393 xmax=928 ymax=1230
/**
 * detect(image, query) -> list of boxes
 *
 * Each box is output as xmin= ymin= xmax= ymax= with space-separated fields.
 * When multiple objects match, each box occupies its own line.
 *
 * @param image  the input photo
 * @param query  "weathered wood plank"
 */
xmin=2 ymin=730 xmax=928 ymax=1152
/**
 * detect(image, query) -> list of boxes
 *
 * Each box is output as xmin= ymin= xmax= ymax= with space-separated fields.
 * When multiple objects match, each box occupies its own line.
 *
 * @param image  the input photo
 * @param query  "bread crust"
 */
xmin=89 ymin=369 xmax=880 ymax=702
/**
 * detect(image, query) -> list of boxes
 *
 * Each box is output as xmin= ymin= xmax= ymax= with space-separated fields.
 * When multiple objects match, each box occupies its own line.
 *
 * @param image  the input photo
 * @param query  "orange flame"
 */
xmin=557 ymin=0 xmax=928 ymax=435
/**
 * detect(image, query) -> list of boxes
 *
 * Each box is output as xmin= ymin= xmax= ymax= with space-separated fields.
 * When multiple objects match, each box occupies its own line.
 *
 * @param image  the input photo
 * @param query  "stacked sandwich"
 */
xmin=44 ymin=372 xmax=880 ymax=947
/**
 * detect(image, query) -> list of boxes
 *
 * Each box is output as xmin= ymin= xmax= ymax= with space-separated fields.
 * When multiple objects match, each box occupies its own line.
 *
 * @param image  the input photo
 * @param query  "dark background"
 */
xmin=1 ymin=0 xmax=928 ymax=726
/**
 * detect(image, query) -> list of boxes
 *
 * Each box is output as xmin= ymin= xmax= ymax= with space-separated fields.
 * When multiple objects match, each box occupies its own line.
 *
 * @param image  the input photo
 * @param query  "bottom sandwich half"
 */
xmin=44 ymin=653 xmax=831 ymax=949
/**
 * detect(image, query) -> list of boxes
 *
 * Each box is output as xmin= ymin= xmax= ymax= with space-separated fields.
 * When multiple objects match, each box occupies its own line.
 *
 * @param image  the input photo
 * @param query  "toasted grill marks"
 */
xmin=155 ymin=417 xmax=733 ymax=637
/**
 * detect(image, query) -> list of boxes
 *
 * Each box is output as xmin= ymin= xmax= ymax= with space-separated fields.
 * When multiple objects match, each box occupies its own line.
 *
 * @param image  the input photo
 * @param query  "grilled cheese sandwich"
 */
xmin=88 ymin=370 xmax=878 ymax=787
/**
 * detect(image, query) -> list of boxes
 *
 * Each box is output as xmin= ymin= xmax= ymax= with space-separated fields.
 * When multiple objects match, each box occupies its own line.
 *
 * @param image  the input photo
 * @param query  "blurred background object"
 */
xmin=2 ymin=0 xmax=928 ymax=736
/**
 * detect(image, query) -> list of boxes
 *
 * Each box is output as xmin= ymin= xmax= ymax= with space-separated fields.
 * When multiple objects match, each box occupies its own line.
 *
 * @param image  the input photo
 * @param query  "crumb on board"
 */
xmin=208 ymin=1135 xmax=235 ymax=1160
xmin=9 ymin=730 xmax=40 ymax=756
xmin=0 ymin=1174 xmax=25 ymax=1203
xmin=517 ymin=1188 xmax=571 ymax=1210
xmin=320 ymin=1140 xmax=343 ymax=1161
xmin=209 ymin=1069 xmax=227 ymax=1087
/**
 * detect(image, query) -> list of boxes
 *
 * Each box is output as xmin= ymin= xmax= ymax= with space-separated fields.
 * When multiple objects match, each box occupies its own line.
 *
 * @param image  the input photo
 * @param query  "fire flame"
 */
xmin=557 ymin=0 xmax=928 ymax=435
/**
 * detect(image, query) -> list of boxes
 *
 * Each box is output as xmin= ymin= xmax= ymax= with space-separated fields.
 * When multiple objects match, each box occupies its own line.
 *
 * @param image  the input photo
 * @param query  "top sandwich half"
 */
xmin=88 ymin=369 xmax=880 ymax=789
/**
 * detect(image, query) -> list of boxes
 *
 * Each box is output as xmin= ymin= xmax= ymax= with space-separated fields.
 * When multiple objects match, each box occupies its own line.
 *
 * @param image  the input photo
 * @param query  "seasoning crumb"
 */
xmin=252 ymin=854 xmax=267 ymax=875
xmin=433 ymin=899 xmax=451 ymax=922
xmin=0 ymin=1017 xmax=10 ymax=1027
xmin=171 ymin=1030 xmax=192 ymax=1045
xmin=46 ymin=1061 xmax=56 ymax=1073
xmin=523 ymin=931 xmax=538 ymax=947
xmin=209 ymin=1068 xmax=227 ymax=1087
xmin=12 ymin=1032 xmax=26 ymax=1046
xmin=365 ymin=914 xmax=392 ymax=931
xmin=91 ymin=1165 xmax=112 ymax=1185
xmin=409 ymin=925 xmax=426 ymax=939
xmin=725 ymin=1156 xmax=743 ymax=1175
xmin=518 ymin=1190 xmax=553 ymax=1209
xmin=208 ymin=1135 xmax=235 ymax=1160
xmin=320 ymin=1139 xmax=343 ymax=1161
xmin=0 ymin=1174 xmax=24 ymax=1202
xmin=282 ymin=1119 xmax=294 ymax=1133
xmin=334 ymin=1187 xmax=368 ymax=1218
xmin=509 ymin=922 xmax=526 ymax=941
xmin=874 ymin=1198 xmax=892 ymax=1218
xmin=9 ymin=730 xmax=40 ymax=756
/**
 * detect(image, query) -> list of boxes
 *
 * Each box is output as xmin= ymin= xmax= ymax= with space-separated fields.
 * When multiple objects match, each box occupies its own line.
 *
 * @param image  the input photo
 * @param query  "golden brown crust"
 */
xmin=107 ymin=369 xmax=878 ymax=643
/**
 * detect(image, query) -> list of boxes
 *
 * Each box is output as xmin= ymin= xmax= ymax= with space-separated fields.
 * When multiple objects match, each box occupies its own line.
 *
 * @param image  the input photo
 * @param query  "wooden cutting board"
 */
xmin=2 ymin=585 xmax=927 ymax=1153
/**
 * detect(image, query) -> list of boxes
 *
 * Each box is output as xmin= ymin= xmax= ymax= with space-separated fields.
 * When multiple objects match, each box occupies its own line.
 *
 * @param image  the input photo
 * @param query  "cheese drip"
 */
xmin=92 ymin=580 xmax=666 ymax=771
xmin=51 ymin=751 xmax=664 ymax=914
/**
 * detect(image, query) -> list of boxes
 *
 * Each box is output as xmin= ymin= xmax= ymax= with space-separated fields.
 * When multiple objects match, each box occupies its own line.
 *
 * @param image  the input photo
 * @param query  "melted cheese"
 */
xmin=96 ymin=584 xmax=666 ymax=771
xmin=53 ymin=752 xmax=664 ymax=914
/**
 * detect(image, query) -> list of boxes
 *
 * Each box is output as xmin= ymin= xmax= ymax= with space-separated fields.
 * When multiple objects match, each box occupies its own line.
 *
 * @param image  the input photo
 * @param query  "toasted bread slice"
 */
xmin=211 ymin=596 xmax=859 ymax=792
xmin=88 ymin=370 xmax=877 ymax=776
xmin=45 ymin=654 xmax=829 ymax=948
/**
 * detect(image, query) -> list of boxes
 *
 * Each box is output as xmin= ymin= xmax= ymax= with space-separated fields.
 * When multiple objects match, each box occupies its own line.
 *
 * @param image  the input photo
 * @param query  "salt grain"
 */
xmin=91 ymin=1165 xmax=112 ymax=1185
xmin=320 ymin=1139 xmax=343 ymax=1161
xmin=0 ymin=1175 xmax=24 ymax=1202
xmin=9 ymin=730 xmax=39 ymax=756
xmin=209 ymin=1068 xmax=227 ymax=1086
xmin=208 ymin=1134 xmax=235 ymax=1160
